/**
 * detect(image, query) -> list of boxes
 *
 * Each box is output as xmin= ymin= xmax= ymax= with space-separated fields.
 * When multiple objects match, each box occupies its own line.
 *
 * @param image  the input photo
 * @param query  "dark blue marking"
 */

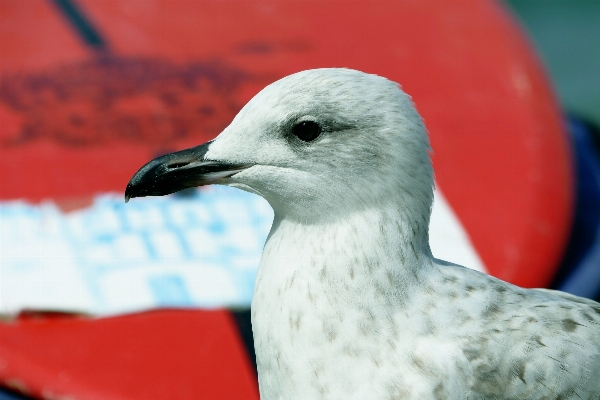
xmin=50 ymin=0 xmax=107 ymax=50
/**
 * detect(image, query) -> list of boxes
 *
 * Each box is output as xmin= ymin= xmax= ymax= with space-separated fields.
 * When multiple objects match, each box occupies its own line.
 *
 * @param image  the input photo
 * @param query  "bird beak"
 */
xmin=124 ymin=141 xmax=250 ymax=202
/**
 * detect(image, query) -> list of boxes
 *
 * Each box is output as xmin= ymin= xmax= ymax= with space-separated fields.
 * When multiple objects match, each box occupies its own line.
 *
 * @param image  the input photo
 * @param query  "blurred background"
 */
xmin=507 ymin=0 xmax=600 ymax=125
xmin=506 ymin=0 xmax=600 ymax=298
xmin=0 ymin=0 xmax=598 ymax=399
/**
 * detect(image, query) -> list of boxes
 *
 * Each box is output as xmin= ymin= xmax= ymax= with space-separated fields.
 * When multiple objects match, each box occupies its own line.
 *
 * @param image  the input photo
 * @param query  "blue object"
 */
xmin=553 ymin=115 xmax=600 ymax=300
xmin=0 ymin=388 xmax=31 ymax=400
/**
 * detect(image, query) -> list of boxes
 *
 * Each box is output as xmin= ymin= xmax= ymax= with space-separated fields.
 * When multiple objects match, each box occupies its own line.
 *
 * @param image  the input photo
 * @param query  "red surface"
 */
xmin=0 ymin=310 xmax=259 ymax=400
xmin=0 ymin=1 xmax=572 ymax=399
xmin=0 ymin=0 xmax=572 ymax=288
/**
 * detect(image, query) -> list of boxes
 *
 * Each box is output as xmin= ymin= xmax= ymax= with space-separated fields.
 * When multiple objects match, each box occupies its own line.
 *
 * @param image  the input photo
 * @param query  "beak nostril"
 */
xmin=166 ymin=162 xmax=190 ymax=169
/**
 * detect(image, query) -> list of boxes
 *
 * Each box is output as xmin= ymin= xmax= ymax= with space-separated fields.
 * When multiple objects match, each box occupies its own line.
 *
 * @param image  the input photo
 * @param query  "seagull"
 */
xmin=125 ymin=69 xmax=600 ymax=399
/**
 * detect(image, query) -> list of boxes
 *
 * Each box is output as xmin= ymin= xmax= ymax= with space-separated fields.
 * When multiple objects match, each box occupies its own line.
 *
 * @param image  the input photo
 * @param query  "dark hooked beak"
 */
xmin=125 ymin=141 xmax=250 ymax=202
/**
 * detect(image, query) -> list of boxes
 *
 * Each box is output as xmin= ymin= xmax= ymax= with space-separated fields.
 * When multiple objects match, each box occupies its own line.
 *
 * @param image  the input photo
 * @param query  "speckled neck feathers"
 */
xmin=252 ymin=203 xmax=437 ymax=400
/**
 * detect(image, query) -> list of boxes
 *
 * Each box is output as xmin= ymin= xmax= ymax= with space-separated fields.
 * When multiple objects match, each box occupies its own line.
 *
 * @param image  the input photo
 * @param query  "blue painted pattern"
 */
xmin=0 ymin=186 xmax=273 ymax=315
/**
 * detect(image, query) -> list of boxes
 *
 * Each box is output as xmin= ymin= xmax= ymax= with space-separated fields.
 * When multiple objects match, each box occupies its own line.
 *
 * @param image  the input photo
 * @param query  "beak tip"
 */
xmin=125 ymin=183 xmax=133 ymax=203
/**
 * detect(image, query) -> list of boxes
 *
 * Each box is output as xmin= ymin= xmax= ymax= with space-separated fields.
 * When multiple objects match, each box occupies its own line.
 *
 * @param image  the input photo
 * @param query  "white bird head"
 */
xmin=126 ymin=68 xmax=433 ymax=227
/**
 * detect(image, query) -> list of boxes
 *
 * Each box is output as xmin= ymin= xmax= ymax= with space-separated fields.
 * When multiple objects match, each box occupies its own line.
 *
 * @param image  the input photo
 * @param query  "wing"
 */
xmin=483 ymin=285 xmax=600 ymax=399
xmin=435 ymin=264 xmax=600 ymax=399
xmin=532 ymin=287 xmax=600 ymax=308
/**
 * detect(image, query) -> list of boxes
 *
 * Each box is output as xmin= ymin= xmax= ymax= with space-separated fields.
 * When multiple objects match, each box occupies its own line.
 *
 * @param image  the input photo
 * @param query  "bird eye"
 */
xmin=292 ymin=121 xmax=321 ymax=142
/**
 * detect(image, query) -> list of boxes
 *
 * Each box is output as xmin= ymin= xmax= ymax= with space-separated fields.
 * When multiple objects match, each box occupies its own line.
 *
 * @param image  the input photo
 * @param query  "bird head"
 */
xmin=126 ymin=68 xmax=433 ymax=224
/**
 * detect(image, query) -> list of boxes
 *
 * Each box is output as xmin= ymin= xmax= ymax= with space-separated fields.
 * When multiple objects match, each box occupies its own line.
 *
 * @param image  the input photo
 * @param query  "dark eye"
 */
xmin=292 ymin=121 xmax=321 ymax=142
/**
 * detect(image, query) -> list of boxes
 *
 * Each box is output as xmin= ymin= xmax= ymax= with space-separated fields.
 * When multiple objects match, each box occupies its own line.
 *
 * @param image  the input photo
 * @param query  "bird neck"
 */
xmin=257 ymin=202 xmax=433 ymax=307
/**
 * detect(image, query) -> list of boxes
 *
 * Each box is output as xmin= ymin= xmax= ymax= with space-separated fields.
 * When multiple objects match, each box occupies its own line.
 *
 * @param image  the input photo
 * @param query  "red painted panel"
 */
xmin=0 ymin=0 xmax=571 ymax=287
xmin=0 ymin=0 xmax=573 ymax=398
xmin=0 ymin=310 xmax=259 ymax=399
